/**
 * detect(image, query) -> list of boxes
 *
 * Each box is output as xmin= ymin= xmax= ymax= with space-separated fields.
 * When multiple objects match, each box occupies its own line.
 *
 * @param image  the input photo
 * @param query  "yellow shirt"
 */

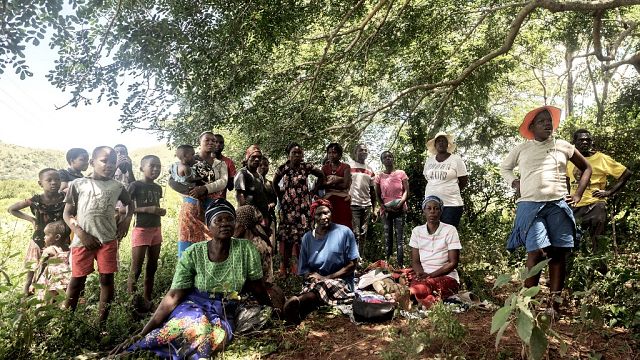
xmin=567 ymin=152 xmax=627 ymax=207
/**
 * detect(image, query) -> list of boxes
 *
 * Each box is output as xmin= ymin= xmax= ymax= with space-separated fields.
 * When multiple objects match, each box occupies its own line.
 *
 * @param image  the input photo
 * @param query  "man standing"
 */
xmin=213 ymin=134 xmax=237 ymax=198
xmin=349 ymin=143 xmax=377 ymax=258
xmin=567 ymin=129 xmax=632 ymax=252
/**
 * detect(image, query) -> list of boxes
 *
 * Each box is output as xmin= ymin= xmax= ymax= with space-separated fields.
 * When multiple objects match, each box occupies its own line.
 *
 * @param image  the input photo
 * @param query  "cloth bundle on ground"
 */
xmin=359 ymin=260 xmax=465 ymax=310
xmin=357 ymin=262 xmax=413 ymax=312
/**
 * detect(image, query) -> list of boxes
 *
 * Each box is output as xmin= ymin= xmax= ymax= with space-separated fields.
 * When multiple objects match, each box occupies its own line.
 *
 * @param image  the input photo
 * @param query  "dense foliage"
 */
xmin=2 ymin=0 xmax=640 ymax=358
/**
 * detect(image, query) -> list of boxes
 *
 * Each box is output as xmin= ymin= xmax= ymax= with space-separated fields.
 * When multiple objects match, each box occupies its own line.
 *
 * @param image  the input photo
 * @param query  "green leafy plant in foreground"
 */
xmin=491 ymin=259 xmax=567 ymax=360
xmin=382 ymin=302 xmax=466 ymax=360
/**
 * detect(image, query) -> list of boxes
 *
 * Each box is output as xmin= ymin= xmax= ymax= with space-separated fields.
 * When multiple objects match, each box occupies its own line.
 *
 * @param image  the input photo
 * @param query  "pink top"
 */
xmin=374 ymin=170 xmax=408 ymax=211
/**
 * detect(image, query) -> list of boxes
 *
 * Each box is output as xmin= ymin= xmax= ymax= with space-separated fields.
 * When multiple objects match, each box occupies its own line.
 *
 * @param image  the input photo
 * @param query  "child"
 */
xmin=127 ymin=155 xmax=166 ymax=312
xmin=63 ymin=146 xmax=131 ymax=325
xmin=114 ymin=144 xmax=135 ymax=218
xmin=32 ymin=221 xmax=71 ymax=302
xmin=114 ymin=144 xmax=136 ymax=185
xmin=59 ymin=148 xmax=89 ymax=194
xmin=8 ymin=168 xmax=67 ymax=295
xmin=168 ymin=144 xmax=203 ymax=195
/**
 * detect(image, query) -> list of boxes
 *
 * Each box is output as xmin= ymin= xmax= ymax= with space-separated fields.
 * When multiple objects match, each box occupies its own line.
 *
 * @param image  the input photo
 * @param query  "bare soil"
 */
xmin=248 ymin=308 xmax=638 ymax=360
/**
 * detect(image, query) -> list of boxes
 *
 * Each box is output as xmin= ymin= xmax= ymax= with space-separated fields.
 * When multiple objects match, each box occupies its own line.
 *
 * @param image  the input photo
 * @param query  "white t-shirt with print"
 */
xmin=409 ymin=222 xmax=462 ymax=282
xmin=500 ymin=137 xmax=575 ymax=203
xmin=423 ymin=154 xmax=468 ymax=206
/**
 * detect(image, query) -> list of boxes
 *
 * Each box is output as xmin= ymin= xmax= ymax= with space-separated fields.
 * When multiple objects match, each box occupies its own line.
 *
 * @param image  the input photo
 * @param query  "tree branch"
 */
xmin=355 ymin=1 xmax=539 ymax=124
xmin=94 ymin=0 xmax=123 ymax=66
xmin=593 ymin=10 xmax=616 ymax=61
xmin=355 ymin=0 xmax=399 ymax=57
xmin=459 ymin=2 xmax=529 ymax=14
xmin=333 ymin=0 xmax=392 ymax=62
xmin=612 ymin=20 xmax=636 ymax=50
xmin=305 ymin=0 xmax=367 ymax=105
xmin=602 ymin=51 xmax=640 ymax=71
xmin=539 ymin=0 xmax=640 ymax=12
xmin=341 ymin=0 xmax=640 ymax=131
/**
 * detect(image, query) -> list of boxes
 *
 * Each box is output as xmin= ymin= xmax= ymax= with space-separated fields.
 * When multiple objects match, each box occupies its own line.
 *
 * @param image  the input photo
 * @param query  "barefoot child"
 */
xmin=127 ymin=155 xmax=166 ymax=312
xmin=59 ymin=148 xmax=89 ymax=194
xmin=63 ymin=146 xmax=131 ymax=324
xmin=32 ymin=221 xmax=71 ymax=302
xmin=8 ymin=168 xmax=67 ymax=295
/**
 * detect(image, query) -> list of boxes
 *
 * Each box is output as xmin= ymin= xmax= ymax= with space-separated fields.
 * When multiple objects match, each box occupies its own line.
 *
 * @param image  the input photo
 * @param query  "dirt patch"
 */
xmin=254 ymin=307 xmax=639 ymax=359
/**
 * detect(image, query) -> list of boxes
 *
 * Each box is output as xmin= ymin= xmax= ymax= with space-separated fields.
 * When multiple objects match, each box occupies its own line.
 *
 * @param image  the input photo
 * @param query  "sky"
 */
xmin=0 ymin=39 xmax=164 ymax=152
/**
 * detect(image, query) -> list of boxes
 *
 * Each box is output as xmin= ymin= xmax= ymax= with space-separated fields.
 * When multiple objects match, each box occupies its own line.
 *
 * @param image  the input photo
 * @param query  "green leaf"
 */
xmin=493 ymin=273 xmax=511 ymax=289
xmin=491 ymin=305 xmax=512 ymax=334
xmin=524 ymin=259 xmax=551 ymax=279
xmin=516 ymin=311 xmax=533 ymax=344
xmin=522 ymin=286 xmax=540 ymax=298
xmin=548 ymin=329 xmax=568 ymax=355
xmin=494 ymin=320 xmax=510 ymax=349
xmin=529 ymin=326 xmax=548 ymax=360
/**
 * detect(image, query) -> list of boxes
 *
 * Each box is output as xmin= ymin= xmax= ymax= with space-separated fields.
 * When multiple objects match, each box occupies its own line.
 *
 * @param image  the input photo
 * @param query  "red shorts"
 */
xmin=131 ymin=227 xmax=163 ymax=247
xmin=71 ymin=240 xmax=119 ymax=277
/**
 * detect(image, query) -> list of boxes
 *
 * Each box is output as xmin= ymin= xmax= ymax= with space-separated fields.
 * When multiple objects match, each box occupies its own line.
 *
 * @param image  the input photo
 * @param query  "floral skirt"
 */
xmin=128 ymin=290 xmax=238 ymax=360
xmin=178 ymin=197 xmax=213 ymax=257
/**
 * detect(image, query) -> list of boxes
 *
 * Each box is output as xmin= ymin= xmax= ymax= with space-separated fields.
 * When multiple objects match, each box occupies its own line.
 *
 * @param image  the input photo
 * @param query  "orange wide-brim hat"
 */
xmin=519 ymin=106 xmax=561 ymax=140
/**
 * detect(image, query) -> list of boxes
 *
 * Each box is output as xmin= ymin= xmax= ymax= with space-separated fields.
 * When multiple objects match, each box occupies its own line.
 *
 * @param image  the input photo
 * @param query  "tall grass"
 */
xmin=0 ymin=179 xmax=188 ymax=358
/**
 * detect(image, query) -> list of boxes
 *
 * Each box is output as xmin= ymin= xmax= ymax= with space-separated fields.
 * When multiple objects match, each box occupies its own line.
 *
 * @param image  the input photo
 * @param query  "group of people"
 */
xmin=7 ymin=107 xmax=631 ymax=358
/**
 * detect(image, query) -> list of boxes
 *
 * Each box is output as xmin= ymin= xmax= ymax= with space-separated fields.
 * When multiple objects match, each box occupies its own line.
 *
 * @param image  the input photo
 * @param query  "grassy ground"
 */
xmin=0 ymin=179 xmax=638 ymax=359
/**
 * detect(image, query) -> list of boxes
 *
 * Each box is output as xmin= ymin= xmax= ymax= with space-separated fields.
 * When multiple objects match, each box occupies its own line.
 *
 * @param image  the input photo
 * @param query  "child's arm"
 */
xmin=177 ymin=163 xmax=191 ymax=177
xmin=59 ymin=182 xmax=70 ymax=194
xmin=116 ymin=186 xmax=133 ymax=240
xmin=134 ymin=206 xmax=167 ymax=216
xmin=32 ymin=251 xmax=53 ymax=286
xmin=7 ymin=200 xmax=36 ymax=225
xmin=129 ymin=185 xmax=166 ymax=216
xmin=64 ymin=185 xmax=102 ymax=250
xmin=64 ymin=203 xmax=102 ymax=250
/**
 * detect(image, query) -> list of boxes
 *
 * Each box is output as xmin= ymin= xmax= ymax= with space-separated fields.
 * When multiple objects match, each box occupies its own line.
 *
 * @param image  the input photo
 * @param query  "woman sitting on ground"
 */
xmin=409 ymin=195 xmax=462 ymax=308
xmin=111 ymin=199 xmax=273 ymax=359
xmin=282 ymin=199 xmax=360 ymax=324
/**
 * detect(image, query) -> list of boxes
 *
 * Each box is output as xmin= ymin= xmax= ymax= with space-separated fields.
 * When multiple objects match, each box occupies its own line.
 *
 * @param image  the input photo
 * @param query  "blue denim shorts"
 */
xmin=507 ymin=200 xmax=575 ymax=252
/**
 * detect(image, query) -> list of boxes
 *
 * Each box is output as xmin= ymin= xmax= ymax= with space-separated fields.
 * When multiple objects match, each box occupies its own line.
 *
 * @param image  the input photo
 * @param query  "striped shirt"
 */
xmin=409 ymin=222 xmax=462 ymax=282
xmin=349 ymin=160 xmax=375 ymax=207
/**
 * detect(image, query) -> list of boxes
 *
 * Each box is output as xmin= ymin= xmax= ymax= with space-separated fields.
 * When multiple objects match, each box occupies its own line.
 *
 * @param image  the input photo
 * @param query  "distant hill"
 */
xmin=0 ymin=143 xmax=66 ymax=180
xmin=0 ymin=142 xmax=176 ymax=180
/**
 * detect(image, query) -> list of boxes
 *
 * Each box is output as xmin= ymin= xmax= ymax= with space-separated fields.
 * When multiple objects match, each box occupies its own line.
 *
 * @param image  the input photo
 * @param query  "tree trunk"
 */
xmin=565 ymin=48 xmax=575 ymax=118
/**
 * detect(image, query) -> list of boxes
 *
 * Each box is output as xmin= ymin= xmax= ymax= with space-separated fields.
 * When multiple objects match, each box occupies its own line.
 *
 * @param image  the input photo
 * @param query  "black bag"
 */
xmin=352 ymin=295 xmax=396 ymax=323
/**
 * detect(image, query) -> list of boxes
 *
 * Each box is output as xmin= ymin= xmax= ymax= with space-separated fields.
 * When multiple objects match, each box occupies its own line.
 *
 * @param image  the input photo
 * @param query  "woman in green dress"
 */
xmin=112 ymin=198 xmax=273 ymax=359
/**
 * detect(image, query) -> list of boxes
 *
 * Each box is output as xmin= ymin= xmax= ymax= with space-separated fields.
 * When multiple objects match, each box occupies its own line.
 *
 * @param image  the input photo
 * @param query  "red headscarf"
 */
xmin=310 ymin=198 xmax=332 ymax=217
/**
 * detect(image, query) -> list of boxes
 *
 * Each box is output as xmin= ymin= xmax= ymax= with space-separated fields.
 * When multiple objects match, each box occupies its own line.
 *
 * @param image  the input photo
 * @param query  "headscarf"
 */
xmin=205 ymin=198 xmax=236 ymax=225
xmin=236 ymin=205 xmax=260 ymax=230
xmin=310 ymin=198 xmax=332 ymax=217
xmin=236 ymin=205 xmax=269 ymax=239
xmin=244 ymin=144 xmax=262 ymax=162
xmin=422 ymin=195 xmax=443 ymax=210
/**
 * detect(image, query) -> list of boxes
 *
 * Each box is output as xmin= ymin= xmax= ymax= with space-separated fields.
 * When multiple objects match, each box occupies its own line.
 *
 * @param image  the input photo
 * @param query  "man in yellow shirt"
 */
xmin=567 ymin=129 xmax=632 ymax=252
